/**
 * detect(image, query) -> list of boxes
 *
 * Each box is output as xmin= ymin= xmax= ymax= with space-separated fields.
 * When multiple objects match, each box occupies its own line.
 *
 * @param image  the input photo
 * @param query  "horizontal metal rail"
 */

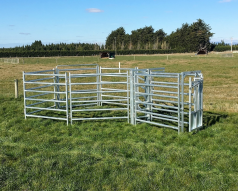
xmin=70 ymin=81 xmax=127 ymax=85
xmin=136 ymin=110 xmax=178 ymax=120
xmin=57 ymin=64 xmax=98 ymax=67
xmin=72 ymin=108 xmax=127 ymax=112
xmin=25 ymin=84 xmax=54 ymax=90
xmin=25 ymin=98 xmax=67 ymax=103
xmin=58 ymin=68 xmax=97 ymax=71
xmin=136 ymin=92 xmax=178 ymax=99
xmin=136 ymin=101 xmax=178 ymax=109
xmin=25 ymin=92 xmax=51 ymax=98
xmin=72 ymin=117 xmax=128 ymax=121
xmin=71 ymin=90 xmax=128 ymax=94
xmin=25 ymin=70 xmax=55 ymax=74
xmin=135 ymin=83 xmax=178 ymax=89
xmin=25 ymin=100 xmax=47 ymax=107
xmin=71 ymin=96 xmax=97 ymax=100
xmin=136 ymin=119 xmax=178 ymax=130
xmin=24 ymin=73 xmax=65 ymax=76
xmin=26 ymin=106 xmax=67 ymax=112
xmin=25 ymin=77 xmax=54 ymax=82
xmin=71 ymin=99 xmax=127 ymax=103
xmin=26 ymin=114 xmax=68 ymax=121
xmin=24 ymin=82 xmax=66 ymax=85
xmin=101 ymin=101 xmax=128 ymax=106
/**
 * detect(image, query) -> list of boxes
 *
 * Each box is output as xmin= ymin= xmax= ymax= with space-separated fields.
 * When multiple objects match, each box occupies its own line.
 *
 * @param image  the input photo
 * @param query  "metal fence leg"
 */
xmin=65 ymin=72 xmax=69 ymax=126
xmin=180 ymin=73 xmax=184 ymax=133
xmin=177 ymin=74 xmax=180 ymax=133
xmin=23 ymin=71 xmax=26 ymax=119
xmin=56 ymin=68 xmax=60 ymax=109
xmin=96 ymin=65 xmax=100 ymax=106
xmin=130 ymin=70 xmax=135 ymax=125
xmin=100 ymin=66 xmax=102 ymax=106
xmin=127 ymin=71 xmax=130 ymax=123
xmin=189 ymin=77 xmax=192 ymax=132
xmin=200 ymin=80 xmax=203 ymax=128
xmin=69 ymin=73 xmax=72 ymax=125
xmin=53 ymin=68 xmax=56 ymax=108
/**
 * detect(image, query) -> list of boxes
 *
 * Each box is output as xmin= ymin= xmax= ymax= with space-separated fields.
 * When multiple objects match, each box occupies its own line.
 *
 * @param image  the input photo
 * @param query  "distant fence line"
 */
xmin=0 ymin=58 xmax=20 ymax=64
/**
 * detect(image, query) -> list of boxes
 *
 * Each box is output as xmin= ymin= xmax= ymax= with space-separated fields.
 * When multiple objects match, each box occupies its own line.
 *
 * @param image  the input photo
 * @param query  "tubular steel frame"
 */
xmin=23 ymin=64 xmax=203 ymax=133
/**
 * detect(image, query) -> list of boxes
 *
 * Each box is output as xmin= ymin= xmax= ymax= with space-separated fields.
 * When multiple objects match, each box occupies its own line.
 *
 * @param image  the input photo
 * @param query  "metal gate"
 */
xmin=130 ymin=69 xmax=203 ymax=133
xmin=23 ymin=69 xmax=69 ymax=125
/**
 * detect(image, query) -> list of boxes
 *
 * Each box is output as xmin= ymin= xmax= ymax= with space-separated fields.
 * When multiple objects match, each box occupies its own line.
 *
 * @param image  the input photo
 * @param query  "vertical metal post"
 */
xmin=22 ymin=72 xmax=26 ymax=119
xmin=149 ymin=69 xmax=153 ymax=121
xmin=127 ymin=71 xmax=130 ymax=123
xmin=134 ymin=67 xmax=139 ymax=125
xmin=14 ymin=79 xmax=18 ymax=98
xmin=200 ymin=80 xmax=203 ymax=128
xmin=196 ymin=83 xmax=199 ymax=128
xmin=189 ymin=77 xmax=192 ymax=132
xmin=177 ymin=74 xmax=180 ymax=133
xmin=193 ymin=80 xmax=198 ymax=129
xmin=53 ymin=68 xmax=56 ymax=108
xmin=180 ymin=73 xmax=184 ymax=133
xmin=65 ymin=72 xmax=69 ymax=126
xmin=145 ymin=69 xmax=151 ymax=121
xmin=96 ymin=65 xmax=100 ymax=106
xmin=130 ymin=70 xmax=135 ymax=125
xmin=55 ymin=67 xmax=60 ymax=109
xmin=69 ymin=72 xmax=72 ymax=125
xmin=135 ymin=67 xmax=139 ymax=94
xmin=99 ymin=66 xmax=102 ymax=106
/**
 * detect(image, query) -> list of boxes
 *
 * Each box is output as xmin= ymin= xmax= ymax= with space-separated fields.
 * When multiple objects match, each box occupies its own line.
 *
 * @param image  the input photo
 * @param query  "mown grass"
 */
xmin=0 ymin=53 xmax=238 ymax=190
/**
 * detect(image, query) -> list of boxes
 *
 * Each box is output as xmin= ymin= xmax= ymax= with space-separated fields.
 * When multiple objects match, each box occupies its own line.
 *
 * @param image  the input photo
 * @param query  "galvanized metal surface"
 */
xmin=23 ymin=64 xmax=203 ymax=133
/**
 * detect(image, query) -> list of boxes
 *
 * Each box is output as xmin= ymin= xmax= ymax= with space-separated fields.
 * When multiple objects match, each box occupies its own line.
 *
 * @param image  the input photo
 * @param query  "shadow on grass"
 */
xmin=203 ymin=111 xmax=228 ymax=128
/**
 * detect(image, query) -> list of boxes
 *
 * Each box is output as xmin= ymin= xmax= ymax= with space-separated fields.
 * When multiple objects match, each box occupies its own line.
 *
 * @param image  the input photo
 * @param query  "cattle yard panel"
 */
xmin=68 ymin=67 xmax=130 ymax=124
xmin=23 ymin=64 xmax=203 ymax=133
xmin=130 ymin=69 xmax=203 ymax=133
xmin=23 ymin=69 xmax=69 ymax=125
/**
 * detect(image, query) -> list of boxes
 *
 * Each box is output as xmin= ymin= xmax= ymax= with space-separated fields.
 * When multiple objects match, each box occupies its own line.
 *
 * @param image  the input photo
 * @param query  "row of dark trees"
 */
xmin=0 ymin=19 xmax=237 ymax=57
xmin=0 ymin=40 xmax=104 ymax=52
xmin=105 ymin=19 xmax=218 ymax=52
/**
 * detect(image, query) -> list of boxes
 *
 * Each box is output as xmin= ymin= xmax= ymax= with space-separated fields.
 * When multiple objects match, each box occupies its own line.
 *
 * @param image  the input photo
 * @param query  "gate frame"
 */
xmin=130 ymin=69 xmax=203 ymax=133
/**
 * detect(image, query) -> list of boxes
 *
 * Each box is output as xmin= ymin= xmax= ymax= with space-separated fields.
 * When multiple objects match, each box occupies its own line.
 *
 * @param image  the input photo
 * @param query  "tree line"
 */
xmin=0 ymin=19 xmax=237 ymax=57
xmin=106 ymin=19 xmax=237 ymax=52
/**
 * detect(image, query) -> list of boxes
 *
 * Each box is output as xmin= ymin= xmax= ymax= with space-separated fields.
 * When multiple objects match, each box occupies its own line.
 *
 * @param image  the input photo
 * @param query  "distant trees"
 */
xmin=1 ymin=18 xmax=238 ymax=57
xmin=105 ymin=26 xmax=167 ymax=50
xmin=105 ymin=19 xmax=215 ymax=52
xmin=166 ymin=19 xmax=214 ymax=52
xmin=0 ymin=40 xmax=104 ymax=53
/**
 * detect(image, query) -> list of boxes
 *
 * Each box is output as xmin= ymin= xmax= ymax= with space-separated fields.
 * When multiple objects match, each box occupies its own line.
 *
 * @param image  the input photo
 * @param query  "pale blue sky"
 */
xmin=0 ymin=0 xmax=238 ymax=48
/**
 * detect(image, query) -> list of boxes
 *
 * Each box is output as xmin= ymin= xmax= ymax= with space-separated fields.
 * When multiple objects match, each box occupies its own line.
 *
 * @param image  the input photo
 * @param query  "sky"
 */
xmin=0 ymin=0 xmax=238 ymax=48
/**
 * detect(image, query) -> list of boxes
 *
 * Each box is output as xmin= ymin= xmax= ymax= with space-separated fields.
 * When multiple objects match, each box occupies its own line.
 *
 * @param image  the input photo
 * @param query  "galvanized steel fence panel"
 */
xmin=23 ymin=70 xmax=69 ymax=125
xmin=23 ymin=64 xmax=203 ymax=133
xmin=130 ymin=69 xmax=203 ymax=133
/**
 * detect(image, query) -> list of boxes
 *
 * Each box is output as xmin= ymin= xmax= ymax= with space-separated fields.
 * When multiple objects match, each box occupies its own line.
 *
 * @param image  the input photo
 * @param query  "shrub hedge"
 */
xmin=0 ymin=46 xmax=237 ymax=58
xmin=0 ymin=49 xmax=188 ymax=58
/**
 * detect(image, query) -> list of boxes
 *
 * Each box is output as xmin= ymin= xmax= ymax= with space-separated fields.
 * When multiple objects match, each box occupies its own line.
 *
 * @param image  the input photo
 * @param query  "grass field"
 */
xmin=0 ymin=52 xmax=238 ymax=190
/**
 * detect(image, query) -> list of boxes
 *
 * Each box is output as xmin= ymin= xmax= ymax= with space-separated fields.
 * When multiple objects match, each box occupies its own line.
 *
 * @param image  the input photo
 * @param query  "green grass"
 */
xmin=0 ymin=97 xmax=237 ymax=190
xmin=0 ymin=53 xmax=238 ymax=190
